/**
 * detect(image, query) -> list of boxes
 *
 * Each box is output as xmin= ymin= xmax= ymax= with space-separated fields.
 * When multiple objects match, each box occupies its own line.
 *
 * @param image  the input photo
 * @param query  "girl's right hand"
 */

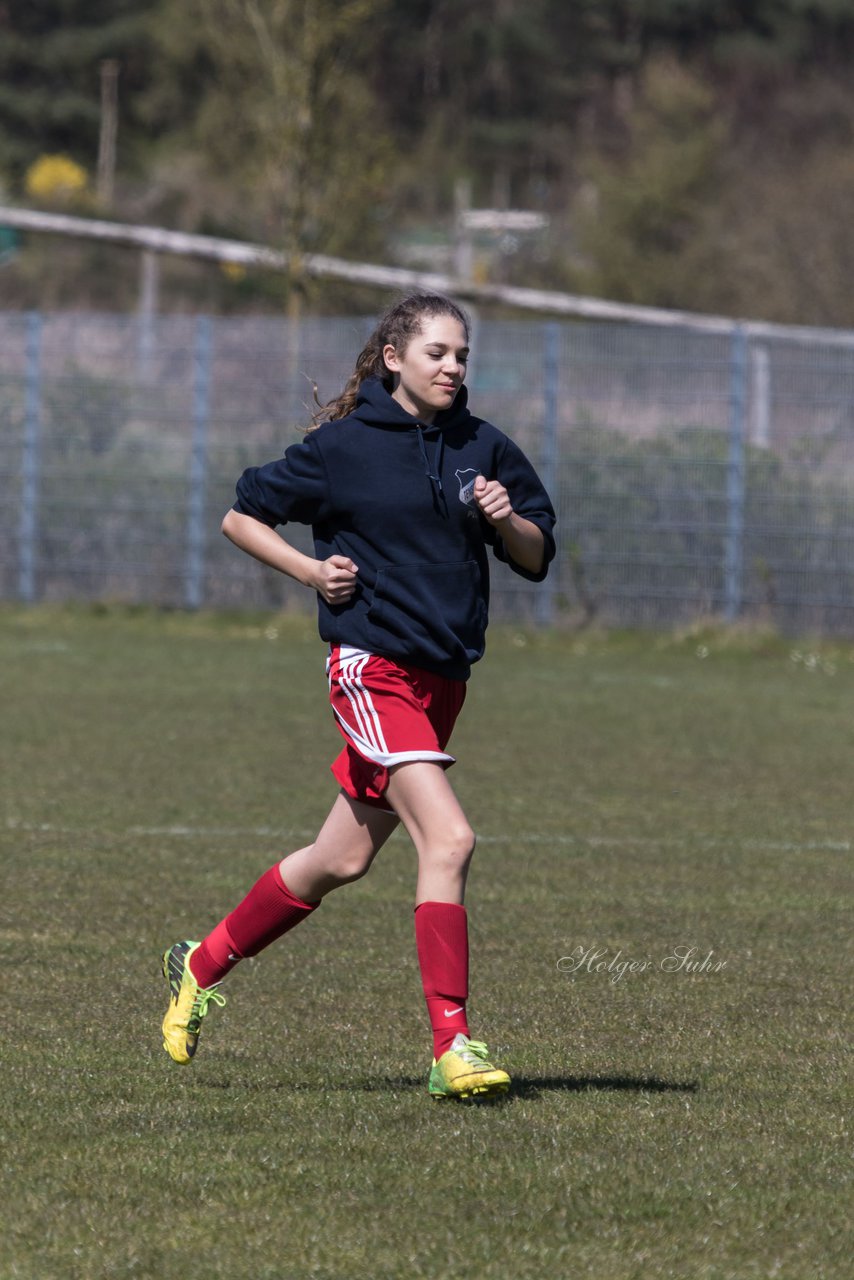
xmin=313 ymin=555 xmax=359 ymax=605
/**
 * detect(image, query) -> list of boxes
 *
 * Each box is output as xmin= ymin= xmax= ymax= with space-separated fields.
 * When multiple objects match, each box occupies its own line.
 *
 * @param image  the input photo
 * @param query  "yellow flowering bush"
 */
xmin=24 ymin=154 xmax=89 ymax=203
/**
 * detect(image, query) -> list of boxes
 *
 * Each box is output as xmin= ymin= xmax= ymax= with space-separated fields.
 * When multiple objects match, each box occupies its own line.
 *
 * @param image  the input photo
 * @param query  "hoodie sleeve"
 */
xmin=233 ymin=435 xmax=332 ymax=528
xmin=486 ymin=435 xmax=557 ymax=582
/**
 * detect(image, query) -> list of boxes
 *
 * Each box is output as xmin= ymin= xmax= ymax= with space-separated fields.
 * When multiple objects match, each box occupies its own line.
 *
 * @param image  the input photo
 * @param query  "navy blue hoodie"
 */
xmin=234 ymin=376 xmax=556 ymax=680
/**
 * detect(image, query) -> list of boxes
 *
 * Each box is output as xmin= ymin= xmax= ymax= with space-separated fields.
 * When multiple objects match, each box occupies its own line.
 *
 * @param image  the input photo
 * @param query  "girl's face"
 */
xmin=383 ymin=316 xmax=469 ymax=423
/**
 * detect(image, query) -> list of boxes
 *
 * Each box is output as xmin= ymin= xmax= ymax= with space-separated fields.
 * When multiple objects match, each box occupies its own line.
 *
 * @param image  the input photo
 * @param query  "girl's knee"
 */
xmin=327 ymin=846 xmax=376 ymax=886
xmin=432 ymin=822 xmax=476 ymax=871
xmin=458 ymin=823 xmax=477 ymax=862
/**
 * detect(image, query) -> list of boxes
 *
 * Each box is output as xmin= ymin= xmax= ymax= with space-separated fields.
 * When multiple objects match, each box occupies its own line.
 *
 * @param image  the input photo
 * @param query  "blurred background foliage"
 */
xmin=2 ymin=0 xmax=854 ymax=323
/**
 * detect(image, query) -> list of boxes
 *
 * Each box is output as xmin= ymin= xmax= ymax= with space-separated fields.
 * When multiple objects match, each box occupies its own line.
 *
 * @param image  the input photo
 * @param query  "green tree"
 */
xmin=144 ymin=0 xmax=394 ymax=274
xmin=0 ymin=0 xmax=156 ymax=184
xmin=9 ymin=0 xmax=854 ymax=321
xmin=711 ymin=133 xmax=854 ymax=326
xmin=374 ymin=0 xmax=621 ymax=211
xmin=575 ymin=56 xmax=726 ymax=309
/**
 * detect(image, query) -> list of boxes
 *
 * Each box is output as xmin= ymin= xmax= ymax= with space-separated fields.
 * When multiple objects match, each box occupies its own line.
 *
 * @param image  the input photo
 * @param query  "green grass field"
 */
xmin=1 ymin=605 xmax=850 ymax=1280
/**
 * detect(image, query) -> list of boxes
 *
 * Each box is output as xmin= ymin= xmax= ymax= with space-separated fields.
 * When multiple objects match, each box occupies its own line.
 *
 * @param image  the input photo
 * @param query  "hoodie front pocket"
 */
xmin=368 ymin=561 xmax=487 ymax=666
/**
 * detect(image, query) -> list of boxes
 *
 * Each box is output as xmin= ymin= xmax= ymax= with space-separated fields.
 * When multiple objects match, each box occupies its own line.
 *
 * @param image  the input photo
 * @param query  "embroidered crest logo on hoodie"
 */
xmin=455 ymin=468 xmax=479 ymax=505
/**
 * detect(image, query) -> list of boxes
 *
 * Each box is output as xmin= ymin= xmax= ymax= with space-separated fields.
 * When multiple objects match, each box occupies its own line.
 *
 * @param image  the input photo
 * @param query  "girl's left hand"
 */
xmin=473 ymin=475 xmax=513 ymax=526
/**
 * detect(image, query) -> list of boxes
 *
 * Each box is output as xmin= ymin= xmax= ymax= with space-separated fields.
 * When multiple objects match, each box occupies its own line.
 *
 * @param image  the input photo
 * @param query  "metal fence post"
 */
xmin=724 ymin=324 xmax=748 ymax=622
xmin=18 ymin=311 xmax=43 ymax=603
xmin=137 ymin=248 xmax=160 ymax=383
xmin=750 ymin=344 xmax=771 ymax=448
xmin=185 ymin=315 xmax=213 ymax=609
xmin=535 ymin=320 xmax=560 ymax=626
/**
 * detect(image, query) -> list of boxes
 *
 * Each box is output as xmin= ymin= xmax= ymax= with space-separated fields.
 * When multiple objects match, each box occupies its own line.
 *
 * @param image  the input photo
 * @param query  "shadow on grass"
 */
xmin=198 ymin=1073 xmax=699 ymax=1099
xmin=510 ymin=1074 xmax=699 ymax=1099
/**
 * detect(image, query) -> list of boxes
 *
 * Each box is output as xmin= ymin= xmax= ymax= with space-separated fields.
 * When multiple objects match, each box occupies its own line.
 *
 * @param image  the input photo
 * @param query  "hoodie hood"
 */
xmin=351 ymin=375 xmax=472 ymax=500
xmin=351 ymin=375 xmax=472 ymax=434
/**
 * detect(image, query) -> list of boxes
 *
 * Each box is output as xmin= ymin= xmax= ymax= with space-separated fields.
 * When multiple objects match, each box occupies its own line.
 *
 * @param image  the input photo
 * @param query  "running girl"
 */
xmin=161 ymin=292 xmax=556 ymax=1099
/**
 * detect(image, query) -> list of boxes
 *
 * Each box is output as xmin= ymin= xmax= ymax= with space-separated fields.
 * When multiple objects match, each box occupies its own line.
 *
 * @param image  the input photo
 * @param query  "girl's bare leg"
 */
xmin=382 ymin=760 xmax=510 ymax=1097
xmin=278 ymin=790 xmax=400 ymax=902
xmin=384 ymin=761 xmax=476 ymax=904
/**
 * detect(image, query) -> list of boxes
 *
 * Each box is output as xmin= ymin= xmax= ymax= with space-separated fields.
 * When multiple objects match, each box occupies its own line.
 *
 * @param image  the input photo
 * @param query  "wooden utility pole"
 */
xmin=97 ymin=60 xmax=120 ymax=207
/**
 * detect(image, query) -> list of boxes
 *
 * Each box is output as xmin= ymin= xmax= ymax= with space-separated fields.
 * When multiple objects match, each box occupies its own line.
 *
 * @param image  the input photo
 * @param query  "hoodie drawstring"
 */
xmin=415 ymin=426 xmax=444 ymax=495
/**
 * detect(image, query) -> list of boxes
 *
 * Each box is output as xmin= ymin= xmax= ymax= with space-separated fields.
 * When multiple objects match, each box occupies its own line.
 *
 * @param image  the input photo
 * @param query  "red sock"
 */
xmin=189 ymin=864 xmax=319 ymax=988
xmin=189 ymin=918 xmax=241 ymax=988
xmin=415 ymin=901 xmax=470 ymax=1059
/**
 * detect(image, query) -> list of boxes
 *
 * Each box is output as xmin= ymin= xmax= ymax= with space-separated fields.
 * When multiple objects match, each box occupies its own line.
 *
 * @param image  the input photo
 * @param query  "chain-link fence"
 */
xmin=3 ymin=309 xmax=854 ymax=632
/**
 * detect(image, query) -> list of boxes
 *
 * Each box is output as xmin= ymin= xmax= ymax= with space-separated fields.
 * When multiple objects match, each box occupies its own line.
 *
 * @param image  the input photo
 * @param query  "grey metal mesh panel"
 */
xmin=3 ymin=309 xmax=854 ymax=633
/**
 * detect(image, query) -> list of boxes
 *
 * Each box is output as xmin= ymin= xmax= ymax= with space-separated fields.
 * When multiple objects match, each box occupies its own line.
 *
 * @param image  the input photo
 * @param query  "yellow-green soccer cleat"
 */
xmin=161 ymin=940 xmax=226 ymax=1065
xmin=428 ymin=1033 xmax=511 ymax=1100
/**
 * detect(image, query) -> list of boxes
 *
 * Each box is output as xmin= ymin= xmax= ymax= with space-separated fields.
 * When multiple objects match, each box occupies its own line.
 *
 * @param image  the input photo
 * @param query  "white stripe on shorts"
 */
xmin=338 ymin=650 xmax=389 ymax=756
xmin=330 ymin=647 xmax=455 ymax=769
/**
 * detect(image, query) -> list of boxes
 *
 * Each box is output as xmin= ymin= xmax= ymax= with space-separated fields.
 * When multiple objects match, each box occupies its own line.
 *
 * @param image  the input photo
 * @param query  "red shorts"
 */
xmin=327 ymin=646 xmax=467 ymax=811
